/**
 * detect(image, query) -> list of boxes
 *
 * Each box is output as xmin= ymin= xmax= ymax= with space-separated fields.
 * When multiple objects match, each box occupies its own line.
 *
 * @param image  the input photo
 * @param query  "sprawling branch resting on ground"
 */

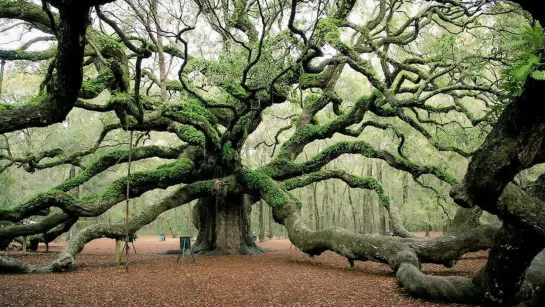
xmin=243 ymin=166 xmax=545 ymax=304
xmin=0 ymin=176 xmax=236 ymax=273
xmin=241 ymin=169 xmax=496 ymax=302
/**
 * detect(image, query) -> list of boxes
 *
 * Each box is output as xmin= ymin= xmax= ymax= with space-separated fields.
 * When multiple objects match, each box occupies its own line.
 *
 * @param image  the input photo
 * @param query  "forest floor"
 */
xmin=0 ymin=233 xmax=486 ymax=307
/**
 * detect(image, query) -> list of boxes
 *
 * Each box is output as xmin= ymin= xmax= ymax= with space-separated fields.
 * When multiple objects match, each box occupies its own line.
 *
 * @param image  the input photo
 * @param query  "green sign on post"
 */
xmin=177 ymin=236 xmax=195 ymax=264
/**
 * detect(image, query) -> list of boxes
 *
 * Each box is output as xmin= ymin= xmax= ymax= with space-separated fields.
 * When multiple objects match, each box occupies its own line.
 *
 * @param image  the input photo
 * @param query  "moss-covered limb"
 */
xmin=163 ymin=100 xmax=221 ymax=150
xmin=0 ymin=94 xmax=62 ymax=133
xmin=163 ymin=113 xmax=219 ymax=149
xmin=0 ymin=145 xmax=184 ymax=220
xmin=473 ymin=224 xmax=545 ymax=305
xmin=263 ymin=141 xmax=458 ymax=185
xmin=0 ymin=1 xmax=125 ymax=135
xmin=167 ymin=123 xmax=204 ymax=148
xmin=74 ymin=99 xmax=115 ymax=112
xmin=55 ymin=145 xmax=184 ymax=191
xmin=79 ymin=66 xmax=118 ymax=99
xmin=370 ymin=104 xmax=473 ymax=158
xmin=0 ymin=147 xmax=64 ymax=173
xmin=281 ymin=170 xmax=411 ymax=238
xmin=0 ymin=3 xmax=91 ymax=134
xmin=0 ymin=48 xmax=57 ymax=61
xmin=242 ymin=169 xmax=489 ymax=263
xmin=276 ymin=94 xmax=374 ymax=161
xmin=69 ymin=156 xmax=199 ymax=217
xmin=0 ymin=149 xmax=200 ymax=222
xmin=0 ymin=176 xmax=235 ymax=273
xmin=0 ymin=212 xmax=69 ymax=239
xmin=0 ymin=191 xmax=74 ymax=222
xmin=0 ymin=0 xmax=56 ymax=34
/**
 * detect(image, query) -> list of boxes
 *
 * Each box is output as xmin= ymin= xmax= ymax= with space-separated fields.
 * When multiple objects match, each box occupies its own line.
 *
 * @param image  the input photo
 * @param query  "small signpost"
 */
xmin=176 ymin=236 xmax=195 ymax=264
xmin=121 ymin=234 xmax=137 ymax=254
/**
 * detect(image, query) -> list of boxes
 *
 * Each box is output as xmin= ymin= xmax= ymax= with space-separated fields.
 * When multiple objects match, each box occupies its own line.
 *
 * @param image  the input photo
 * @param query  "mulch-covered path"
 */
xmin=0 ymin=235 xmax=487 ymax=307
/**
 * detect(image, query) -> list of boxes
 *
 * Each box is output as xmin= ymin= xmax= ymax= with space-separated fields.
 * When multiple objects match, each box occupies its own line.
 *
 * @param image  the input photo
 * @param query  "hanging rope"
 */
xmin=124 ymin=130 xmax=133 ymax=272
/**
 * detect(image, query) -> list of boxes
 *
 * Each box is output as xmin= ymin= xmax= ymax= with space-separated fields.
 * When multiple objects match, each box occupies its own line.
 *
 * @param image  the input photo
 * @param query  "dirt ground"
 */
xmin=0 ymin=235 xmax=487 ymax=307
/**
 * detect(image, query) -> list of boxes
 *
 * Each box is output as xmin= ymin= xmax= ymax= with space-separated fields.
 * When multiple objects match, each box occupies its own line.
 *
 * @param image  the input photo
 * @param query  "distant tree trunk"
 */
xmin=187 ymin=202 xmax=193 ymax=238
xmin=162 ymin=217 xmax=167 ymax=236
xmin=347 ymin=189 xmax=358 ymax=232
xmin=312 ymin=183 xmax=320 ymax=230
xmin=321 ymin=179 xmax=329 ymax=228
xmin=268 ymin=204 xmax=273 ymax=239
xmin=379 ymin=208 xmax=388 ymax=235
xmin=426 ymin=211 xmax=432 ymax=237
xmin=331 ymin=178 xmax=337 ymax=226
xmin=336 ymin=185 xmax=344 ymax=226
xmin=362 ymin=162 xmax=374 ymax=233
xmin=402 ymin=172 xmax=409 ymax=221
xmin=375 ymin=162 xmax=387 ymax=235
xmin=258 ymin=200 xmax=265 ymax=242
xmin=151 ymin=0 xmax=167 ymax=102
xmin=0 ymin=59 xmax=5 ymax=94
xmin=67 ymin=165 xmax=80 ymax=242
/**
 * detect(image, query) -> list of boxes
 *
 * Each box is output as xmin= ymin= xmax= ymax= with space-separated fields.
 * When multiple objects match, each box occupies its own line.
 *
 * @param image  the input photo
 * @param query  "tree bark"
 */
xmin=473 ymin=224 xmax=545 ymax=305
xmin=192 ymin=194 xmax=261 ymax=255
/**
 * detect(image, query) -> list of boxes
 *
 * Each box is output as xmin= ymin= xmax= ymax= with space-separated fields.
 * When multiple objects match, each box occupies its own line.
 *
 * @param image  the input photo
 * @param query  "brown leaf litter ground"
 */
xmin=0 ymin=234 xmax=487 ymax=307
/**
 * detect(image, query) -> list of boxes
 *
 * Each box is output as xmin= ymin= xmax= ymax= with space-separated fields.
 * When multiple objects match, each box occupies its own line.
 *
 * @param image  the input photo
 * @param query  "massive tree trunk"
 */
xmin=473 ymin=224 xmax=545 ymax=305
xmin=192 ymin=194 xmax=262 ymax=255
